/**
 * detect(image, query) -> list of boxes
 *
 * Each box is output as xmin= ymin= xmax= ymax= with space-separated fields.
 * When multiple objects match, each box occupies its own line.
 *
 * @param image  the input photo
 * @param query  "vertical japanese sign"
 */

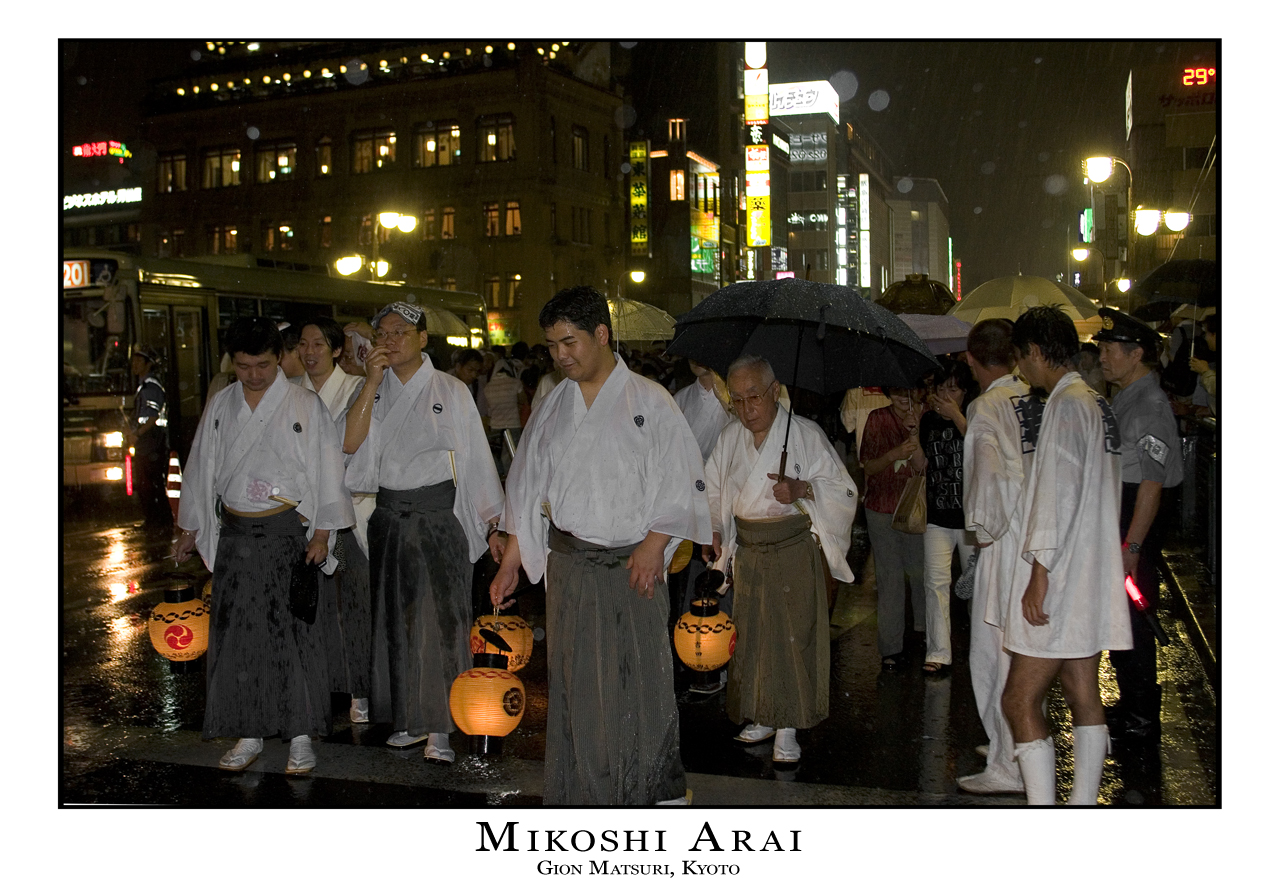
xmin=744 ymin=42 xmax=770 ymax=251
xmin=630 ymin=140 xmax=650 ymax=256
xmin=858 ymin=173 xmax=872 ymax=289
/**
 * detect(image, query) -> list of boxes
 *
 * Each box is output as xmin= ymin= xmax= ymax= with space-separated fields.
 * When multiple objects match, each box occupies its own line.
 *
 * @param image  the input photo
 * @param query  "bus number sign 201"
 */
xmin=63 ymin=260 xmax=90 ymax=289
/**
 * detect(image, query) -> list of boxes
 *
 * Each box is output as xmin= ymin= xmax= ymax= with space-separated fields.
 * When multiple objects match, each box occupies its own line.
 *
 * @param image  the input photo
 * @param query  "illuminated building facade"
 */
xmin=885 ymin=177 xmax=951 ymax=291
xmin=139 ymin=40 xmax=628 ymax=344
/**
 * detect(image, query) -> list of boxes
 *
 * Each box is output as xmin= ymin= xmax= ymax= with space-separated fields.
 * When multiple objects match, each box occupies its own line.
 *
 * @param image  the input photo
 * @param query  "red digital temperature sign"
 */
xmin=1182 ymin=67 xmax=1216 ymax=86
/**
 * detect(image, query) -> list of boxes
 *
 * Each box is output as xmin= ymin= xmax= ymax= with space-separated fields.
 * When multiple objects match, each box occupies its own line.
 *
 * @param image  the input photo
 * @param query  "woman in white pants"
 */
xmin=918 ymin=359 xmax=978 ymax=675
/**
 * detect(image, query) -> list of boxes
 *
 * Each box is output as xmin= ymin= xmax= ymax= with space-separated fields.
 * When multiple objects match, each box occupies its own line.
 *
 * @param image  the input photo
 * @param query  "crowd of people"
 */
xmin=161 ymin=283 xmax=1202 ymax=806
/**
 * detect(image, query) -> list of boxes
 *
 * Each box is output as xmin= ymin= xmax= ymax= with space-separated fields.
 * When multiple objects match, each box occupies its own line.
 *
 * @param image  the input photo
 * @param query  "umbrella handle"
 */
xmin=778 ymin=449 xmax=788 ymax=482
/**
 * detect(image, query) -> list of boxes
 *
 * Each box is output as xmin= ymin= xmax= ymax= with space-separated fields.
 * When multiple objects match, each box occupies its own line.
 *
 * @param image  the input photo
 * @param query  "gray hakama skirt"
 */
xmin=203 ymin=508 xmax=331 ymax=741
xmin=726 ymin=513 xmax=830 ymax=730
xmin=368 ymin=482 xmax=471 ymax=735
xmin=544 ymin=526 xmax=686 ymax=806
xmin=316 ymin=527 xmax=372 ymax=698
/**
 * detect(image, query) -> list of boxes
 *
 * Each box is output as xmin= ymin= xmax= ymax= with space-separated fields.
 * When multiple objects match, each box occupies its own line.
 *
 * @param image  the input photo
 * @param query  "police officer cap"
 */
xmin=1093 ymin=308 xmax=1159 ymax=356
xmin=133 ymin=344 xmax=161 ymax=364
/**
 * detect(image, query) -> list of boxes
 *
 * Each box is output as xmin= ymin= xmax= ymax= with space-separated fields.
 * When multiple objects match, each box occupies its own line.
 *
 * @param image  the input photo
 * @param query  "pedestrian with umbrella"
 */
xmin=667 ymin=278 xmax=939 ymax=678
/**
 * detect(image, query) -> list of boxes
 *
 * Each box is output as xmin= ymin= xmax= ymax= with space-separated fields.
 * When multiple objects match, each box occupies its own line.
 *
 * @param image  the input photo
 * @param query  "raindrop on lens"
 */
xmin=343 ymin=59 xmax=369 ymax=85
xmin=619 ymin=41 xmax=637 ymax=49
xmin=1043 ymin=174 xmax=1068 ymax=195
xmin=76 ymin=75 xmax=87 ymax=85
xmin=246 ymin=126 xmax=260 ymax=140
xmin=896 ymin=178 xmax=914 ymax=194
xmin=1038 ymin=151 xmax=1050 ymax=162
xmin=1019 ymin=120 xmax=1028 ymax=128
xmin=830 ymin=69 xmax=859 ymax=101
xmin=972 ymin=82 xmax=983 ymax=92
xmin=980 ymin=161 xmax=996 ymax=175
xmin=973 ymin=206 xmax=983 ymax=214
xmin=620 ymin=162 xmax=632 ymax=175
xmin=614 ymin=105 xmax=637 ymax=128
xmin=191 ymin=50 xmax=201 ymax=61
xmin=868 ymin=90 xmax=890 ymax=112
xmin=1034 ymin=57 xmax=1043 ymax=64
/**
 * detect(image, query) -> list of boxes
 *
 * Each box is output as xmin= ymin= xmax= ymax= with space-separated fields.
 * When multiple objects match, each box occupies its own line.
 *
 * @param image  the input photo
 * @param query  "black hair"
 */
xmin=453 ymin=347 xmax=482 ymax=367
xmin=520 ymin=366 xmax=542 ymax=389
xmin=279 ymin=324 xmax=301 ymax=351
xmin=492 ymin=344 xmax=507 ymax=358
xmin=1202 ymin=313 xmax=1218 ymax=336
xmin=302 ymin=316 xmax=345 ymax=354
xmin=1076 ymin=342 xmax=1101 ymax=356
xmin=538 ymin=285 xmax=613 ymax=346
xmin=511 ymin=341 xmax=530 ymax=361
xmin=1011 ymin=306 xmax=1078 ymax=369
xmin=226 ymin=317 xmax=284 ymax=359
xmin=933 ymin=356 xmax=978 ymax=407
xmin=967 ymin=318 xmax=1016 ymax=369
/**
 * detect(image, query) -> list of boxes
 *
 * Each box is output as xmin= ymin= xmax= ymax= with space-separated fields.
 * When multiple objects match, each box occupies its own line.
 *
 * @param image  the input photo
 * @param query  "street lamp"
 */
xmin=629 ymin=270 xmax=646 ymax=284
xmin=336 ymin=211 xmax=417 ymax=278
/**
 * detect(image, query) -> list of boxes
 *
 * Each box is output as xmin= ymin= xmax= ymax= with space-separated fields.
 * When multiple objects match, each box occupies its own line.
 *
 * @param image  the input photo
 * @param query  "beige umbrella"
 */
xmin=608 ymin=298 xmax=677 ymax=342
xmin=417 ymin=305 xmax=471 ymax=337
xmin=948 ymin=274 xmax=1102 ymax=339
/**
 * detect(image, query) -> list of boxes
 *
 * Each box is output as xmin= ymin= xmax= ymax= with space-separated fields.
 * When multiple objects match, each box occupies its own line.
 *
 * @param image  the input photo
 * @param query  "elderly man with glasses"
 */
xmin=702 ymin=355 xmax=857 ymax=764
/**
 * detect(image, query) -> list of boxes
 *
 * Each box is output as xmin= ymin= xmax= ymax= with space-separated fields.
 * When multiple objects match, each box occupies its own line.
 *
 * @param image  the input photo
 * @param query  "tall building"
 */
xmin=840 ymin=119 xmax=898 ymax=299
xmin=886 ymin=177 xmax=951 ymax=291
xmin=772 ymin=79 xmax=842 ymax=285
xmin=139 ymin=40 xmax=629 ymax=345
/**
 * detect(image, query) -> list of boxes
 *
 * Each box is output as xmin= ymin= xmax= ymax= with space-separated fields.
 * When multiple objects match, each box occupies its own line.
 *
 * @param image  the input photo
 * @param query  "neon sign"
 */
xmin=72 ymin=140 xmax=132 ymax=159
xmin=1182 ymin=67 xmax=1216 ymax=86
xmin=63 ymin=187 xmax=143 ymax=210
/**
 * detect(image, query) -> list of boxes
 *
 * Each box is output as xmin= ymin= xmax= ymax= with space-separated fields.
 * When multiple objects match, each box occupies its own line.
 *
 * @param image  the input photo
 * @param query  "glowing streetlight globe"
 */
xmin=1163 ymin=211 xmax=1190 ymax=232
xmin=1116 ymin=278 xmax=1132 ymax=293
xmin=1072 ymin=248 xmax=1091 ymax=262
xmin=335 ymin=255 xmax=364 ymax=276
xmin=1134 ymin=208 xmax=1162 ymax=237
xmin=1084 ymin=157 xmax=1115 ymax=184
xmin=379 ymin=211 xmax=402 ymax=229
xmin=396 ymin=214 xmax=417 ymax=233
xmin=374 ymin=260 xmax=390 ymax=278
xmin=629 ymin=270 xmax=646 ymax=284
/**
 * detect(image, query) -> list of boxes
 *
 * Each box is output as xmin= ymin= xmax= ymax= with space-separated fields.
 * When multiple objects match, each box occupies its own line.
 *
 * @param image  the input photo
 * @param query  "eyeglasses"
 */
xmin=730 ymin=393 xmax=768 ymax=411
xmin=373 ymin=328 xmax=414 ymax=343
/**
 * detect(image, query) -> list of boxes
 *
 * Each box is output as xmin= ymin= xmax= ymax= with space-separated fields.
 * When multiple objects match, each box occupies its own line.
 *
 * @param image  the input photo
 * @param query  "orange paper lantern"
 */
xmin=149 ymin=577 xmax=210 ymax=663
xmin=470 ymin=614 xmax=534 ymax=672
xmin=674 ymin=598 xmax=736 ymax=672
xmin=450 ymin=653 xmax=525 ymax=738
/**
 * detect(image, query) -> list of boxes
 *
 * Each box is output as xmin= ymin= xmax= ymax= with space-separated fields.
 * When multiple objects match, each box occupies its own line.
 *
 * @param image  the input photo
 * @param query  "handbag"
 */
xmin=954 ymin=550 xmax=980 ymax=601
xmin=890 ymin=470 xmax=928 ymax=535
xmin=288 ymin=557 xmax=320 ymax=624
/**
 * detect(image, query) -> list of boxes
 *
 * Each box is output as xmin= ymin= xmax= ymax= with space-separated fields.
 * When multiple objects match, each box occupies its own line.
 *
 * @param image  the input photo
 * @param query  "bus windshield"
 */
xmin=63 ymin=296 xmax=132 ymax=396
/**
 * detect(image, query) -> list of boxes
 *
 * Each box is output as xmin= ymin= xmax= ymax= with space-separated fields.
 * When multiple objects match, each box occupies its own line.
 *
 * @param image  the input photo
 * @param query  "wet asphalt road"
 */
xmin=60 ymin=491 xmax=1218 ymax=807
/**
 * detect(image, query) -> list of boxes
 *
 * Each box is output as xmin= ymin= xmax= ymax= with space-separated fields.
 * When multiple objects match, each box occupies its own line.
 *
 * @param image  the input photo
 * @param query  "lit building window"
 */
xmin=483 ymin=201 xmax=501 ymax=237
xmin=421 ymin=208 xmax=437 ymax=240
xmin=441 ymin=206 xmax=456 ymax=240
xmin=484 ymin=276 xmax=501 ymax=307
xmin=505 ymin=273 xmax=522 ymax=308
xmin=256 ymin=143 xmax=296 ymax=182
xmin=477 ymin=113 xmax=516 ymax=162
xmin=352 ymin=130 xmax=396 ymax=173
xmin=316 ymin=137 xmax=332 ymax=176
xmin=202 ymin=147 xmax=241 ymax=188
xmin=261 ymin=221 xmax=295 ymax=252
xmin=572 ymin=126 xmax=589 ymax=171
xmin=670 ymin=169 xmax=686 ymax=201
xmin=415 ymin=121 xmax=461 ymax=167
xmin=319 ymin=215 xmax=332 ymax=249
xmin=668 ymin=118 xmax=686 ymax=141
xmin=207 ymin=224 xmax=238 ymax=254
xmin=157 ymin=152 xmax=187 ymax=193
xmin=505 ymin=200 xmax=522 ymax=236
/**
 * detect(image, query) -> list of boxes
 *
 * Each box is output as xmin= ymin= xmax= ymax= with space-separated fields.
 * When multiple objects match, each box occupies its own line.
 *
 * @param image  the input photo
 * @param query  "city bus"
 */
xmin=62 ymin=249 xmax=483 ymax=496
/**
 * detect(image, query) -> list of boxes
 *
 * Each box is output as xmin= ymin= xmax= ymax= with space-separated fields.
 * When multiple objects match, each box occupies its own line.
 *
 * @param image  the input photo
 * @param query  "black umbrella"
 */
xmin=1129 ymin=259 xmax=1219 ymax=307
xmin=666 ymin=277 xmax=940 ymax=478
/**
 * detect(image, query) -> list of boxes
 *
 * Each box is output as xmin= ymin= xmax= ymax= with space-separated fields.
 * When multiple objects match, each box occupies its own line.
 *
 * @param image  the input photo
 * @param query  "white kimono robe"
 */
xmin=343 ymin=355 xmax=503 ymax=563
xmin=674 ymin=380 xmax=731 ymax=463
xmin=178 ymin=368 xmax=355 ymax=574
xmin=502 ymin=357 xmax=712 ymax=584
xmin=705 ymin=407 xmax=858 ymax=583
xmin=965 ymin=374 xmax=1038 ymax=630
xmin=302 ymin=366 xmax=376 ymax=556
xmin=1005 ymin=372 xmax=1132 ymax=658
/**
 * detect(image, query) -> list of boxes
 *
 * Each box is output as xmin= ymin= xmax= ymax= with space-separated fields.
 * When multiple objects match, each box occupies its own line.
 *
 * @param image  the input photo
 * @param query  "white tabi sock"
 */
xmin=1013 ymin=736 xmax=1056 ymax=806
xmin=1067 ymin=724 xmax=1110 ymax=806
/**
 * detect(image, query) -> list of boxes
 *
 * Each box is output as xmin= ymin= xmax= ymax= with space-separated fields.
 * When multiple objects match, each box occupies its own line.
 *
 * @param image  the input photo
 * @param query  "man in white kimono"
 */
xmin=703 ymin=356 xmax=857 ymax=764
xmin=490 ymin=285 xmax=711 ymax=805
xmin=674 ymin=361 xmax=731 ymax=463
xmin=1000 ymin=306 xmax=1132 ymax=805
xmin=173 ymin=316 xmax=355 ymax=775
xmin=344 ymin=302 xmax=504 ymax=764
xmin=299 ymin=317 xmax=375 ymax=725
xmin=958 ymin=319 xmax=1038 ymax=796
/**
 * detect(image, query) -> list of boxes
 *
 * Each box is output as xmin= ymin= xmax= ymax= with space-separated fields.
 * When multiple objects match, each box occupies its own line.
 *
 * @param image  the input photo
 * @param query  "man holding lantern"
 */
xmin=490 ymin=285 xmax=711 ymax=805
xmin=702 ymin=355 xmax=857 ymax=764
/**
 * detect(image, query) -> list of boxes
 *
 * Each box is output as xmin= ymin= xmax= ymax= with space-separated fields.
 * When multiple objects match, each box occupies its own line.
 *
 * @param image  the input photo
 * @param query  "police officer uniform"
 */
xmin=1093 ymin=308 xmax=1183 ymax=740
xmin=132 ymin=346 xmax=173 ymax=530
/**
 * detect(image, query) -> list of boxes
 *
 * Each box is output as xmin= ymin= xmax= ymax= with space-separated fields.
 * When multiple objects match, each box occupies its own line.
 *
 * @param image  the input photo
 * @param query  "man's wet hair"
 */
xmin=967 ymin=318 xmax=1016 ymax=369
xmin=453 ymin=347 xmax=482 ymax=368
xmin=1011 ymin=305 xmax=1078 ymax=369
xmin=539 ymin=285 xmax=613 ymax=346
xmin=303 ymin=316 xmax=345 ymax=355
xmin=727 ymin=354 xmax=776 ymax=387
xmin=226 ymin=317 xmax=284 ymax=359
xmin=279 ymin=324 xmax=301 ymax=352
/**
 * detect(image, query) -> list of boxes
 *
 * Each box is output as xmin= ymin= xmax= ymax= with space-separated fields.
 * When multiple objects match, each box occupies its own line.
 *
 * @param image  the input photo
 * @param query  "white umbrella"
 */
xmin=948 ymin=275 xmax=1102 ymax=339
xmin=608 ymin=298 xmax=677 ymax=342
xmin=417 ymin=305 xmax=471 ymax=337
xmin=897 ymin=314 xmax=973 ymax=355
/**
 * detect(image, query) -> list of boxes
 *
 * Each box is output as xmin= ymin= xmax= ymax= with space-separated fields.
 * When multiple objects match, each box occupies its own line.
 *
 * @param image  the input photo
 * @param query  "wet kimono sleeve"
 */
xmin=964 ymin=405 xmax=1013 ymax=546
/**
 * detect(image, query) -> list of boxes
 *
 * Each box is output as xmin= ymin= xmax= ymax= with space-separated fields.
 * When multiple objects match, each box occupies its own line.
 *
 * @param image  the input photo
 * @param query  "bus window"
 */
xmin=62 ymin=297 xmax=132 ymax=396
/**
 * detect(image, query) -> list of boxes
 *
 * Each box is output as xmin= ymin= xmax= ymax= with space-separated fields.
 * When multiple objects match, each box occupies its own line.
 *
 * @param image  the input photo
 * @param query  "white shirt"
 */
xmin=502 ymin=357 xmax=712 ymax=584
xmin=1004 ymin=372 xmax=1132 ymax=658
xmin=302 ymin=365 xmax=376 ymax=556
xmin=705 ymin=405 xmax=858 ymax=583
xmin=178 ymin=368 xmax=355 ymax=573
xmin=674 ymin=379 xmax=731 ymax=463
xmin=344 ymin=355 xmax=504 ymax=563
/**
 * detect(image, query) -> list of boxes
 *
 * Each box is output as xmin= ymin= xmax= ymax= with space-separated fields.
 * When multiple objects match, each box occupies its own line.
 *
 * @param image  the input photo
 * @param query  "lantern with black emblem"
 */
xmin=450 ymin=627 xmax=526 ymax=756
